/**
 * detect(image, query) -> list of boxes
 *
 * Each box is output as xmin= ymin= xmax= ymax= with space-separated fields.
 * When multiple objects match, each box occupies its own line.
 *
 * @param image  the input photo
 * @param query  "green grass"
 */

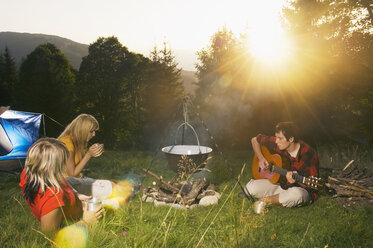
xmin=1 ymin=144 xmax=372 ymax=247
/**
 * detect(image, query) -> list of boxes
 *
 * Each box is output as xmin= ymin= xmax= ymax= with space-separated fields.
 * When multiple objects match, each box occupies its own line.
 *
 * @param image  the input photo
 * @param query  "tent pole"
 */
xmin=42 ymin=113 xmax=46 ymax=137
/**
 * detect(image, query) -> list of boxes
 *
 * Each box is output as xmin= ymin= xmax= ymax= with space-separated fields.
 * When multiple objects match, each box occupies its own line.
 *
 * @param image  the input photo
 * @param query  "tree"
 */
xmin=141 ymin=42 xmax=184 ymax=149
xmin=14 ymin=43 xmax=75 ymax=136
xmin=0 ymin=52 xmax=5 ymax=105
xmin=194 ymin=28 xmax=257 ymax=148
xmin=77 ymin=36 xmax=134 ymax=148
xmin=282 ymin=0 xmax=373 ymax=142
xmin=121 ymin=52 xmax=151 ymax=148
xmin=0 ymin=47 xmax=17 ymax=106
xmin=77 ymin=37 xmax=184 ymax=149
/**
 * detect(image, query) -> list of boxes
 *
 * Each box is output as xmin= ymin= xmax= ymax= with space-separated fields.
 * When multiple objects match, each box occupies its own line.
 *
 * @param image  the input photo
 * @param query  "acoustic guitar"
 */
xmin=252 ymin=146 xmax=323 ymax=190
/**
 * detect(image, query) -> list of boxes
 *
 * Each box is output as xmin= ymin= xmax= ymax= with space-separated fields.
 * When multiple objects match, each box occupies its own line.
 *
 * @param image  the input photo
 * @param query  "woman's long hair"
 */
xmin=24 ymin=138 xmax=68 ymax=204
xmin=58 ymin=114 xmax=99 ymax=161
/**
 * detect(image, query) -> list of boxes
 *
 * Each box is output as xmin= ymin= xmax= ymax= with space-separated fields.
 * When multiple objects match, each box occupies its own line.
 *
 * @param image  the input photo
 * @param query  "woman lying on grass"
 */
xmin=58 ymin=114 xmax=113 ymax=199
xmin=19 ymin=138 xmax=103 ymax=233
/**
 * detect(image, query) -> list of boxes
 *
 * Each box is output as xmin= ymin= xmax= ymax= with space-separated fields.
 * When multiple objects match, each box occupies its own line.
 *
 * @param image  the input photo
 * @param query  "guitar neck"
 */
xmin=271 ymin=164 xmax=305 ymax=184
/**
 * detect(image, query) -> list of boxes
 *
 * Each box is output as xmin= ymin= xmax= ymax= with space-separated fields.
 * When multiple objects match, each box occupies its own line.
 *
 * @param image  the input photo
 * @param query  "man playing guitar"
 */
xmin=246 ymin=122 xmax=319 ymax=207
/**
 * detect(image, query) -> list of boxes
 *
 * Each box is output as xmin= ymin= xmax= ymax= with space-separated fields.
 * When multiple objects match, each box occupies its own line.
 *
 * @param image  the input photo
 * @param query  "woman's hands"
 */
xmin=81 ymin=199 xmax=104 ymax=225
xmin=77 ymin=194 xmax=91 ymax=201
xmin=88 ymin=143 xmax=104 ymax=158
xmin=68 ymin=143 xmax=104 ymax=177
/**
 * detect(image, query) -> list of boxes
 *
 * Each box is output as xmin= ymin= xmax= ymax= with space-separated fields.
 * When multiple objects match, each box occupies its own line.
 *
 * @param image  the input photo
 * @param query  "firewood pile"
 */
xmin=326 ymin=160 xmax=373 ymax=208
xmin=142 ymin=168 xmax=220 ymax=209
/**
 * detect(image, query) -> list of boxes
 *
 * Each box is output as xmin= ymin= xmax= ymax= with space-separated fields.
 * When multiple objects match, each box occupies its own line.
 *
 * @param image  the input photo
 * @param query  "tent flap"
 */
xmin=0 ymin=110 xmax=42 ymax=160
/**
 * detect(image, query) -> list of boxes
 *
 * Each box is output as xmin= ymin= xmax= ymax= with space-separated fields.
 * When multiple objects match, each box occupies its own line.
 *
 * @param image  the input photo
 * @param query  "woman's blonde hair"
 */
xmin=24 ymin=138 xmax=68 ymax=203
xmin=58 ymin=114 xmax=99 ymax=160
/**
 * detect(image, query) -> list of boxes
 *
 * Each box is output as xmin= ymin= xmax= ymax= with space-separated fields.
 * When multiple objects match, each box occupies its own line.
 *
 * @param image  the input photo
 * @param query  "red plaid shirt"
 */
xmin=256 ymin=134 xmax=320 ymax=200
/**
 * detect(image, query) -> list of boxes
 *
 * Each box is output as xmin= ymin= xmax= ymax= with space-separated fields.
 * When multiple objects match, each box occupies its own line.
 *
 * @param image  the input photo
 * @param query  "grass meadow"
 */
xmin=0 ymin=144 xmax=372 ymax=247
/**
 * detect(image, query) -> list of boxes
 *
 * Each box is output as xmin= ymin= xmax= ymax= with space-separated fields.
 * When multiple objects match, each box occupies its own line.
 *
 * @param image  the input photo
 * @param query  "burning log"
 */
xmin=142 ymin=168 xmax=179 ymax=193
xmin=197 ymin=184 xmax=216 ymax=200
xmin=142 ymin=172 xmax=219 ymax=207
xmin=181 ymin=178 xmax=206 ymax=205
xmin=326 ymin=160 xmax=373 ymax=208
xmin=155 ymin=190 xmax=179 ymax=203
xmin=142 ymin=142 xmax=218 ymax=208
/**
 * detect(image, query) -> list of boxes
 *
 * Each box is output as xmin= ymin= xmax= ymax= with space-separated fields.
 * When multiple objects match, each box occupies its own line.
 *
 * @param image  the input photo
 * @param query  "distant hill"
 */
xmin=0 ymin=32 xmax=88 ymax=69
xmin=0 ymin=31 xmax=198 ymax=93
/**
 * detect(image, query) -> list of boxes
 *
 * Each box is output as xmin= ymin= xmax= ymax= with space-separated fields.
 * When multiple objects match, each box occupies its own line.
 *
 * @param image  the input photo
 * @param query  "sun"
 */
xmin=225 ymin=0 xmax=292 ymax=65
xmin=249 ymin=25 xmax=292 ymax=65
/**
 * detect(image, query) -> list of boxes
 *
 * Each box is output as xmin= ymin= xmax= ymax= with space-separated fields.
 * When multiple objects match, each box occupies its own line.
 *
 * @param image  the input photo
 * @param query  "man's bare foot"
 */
xmin=259 ymin=197 xmax=271 ymax=204
xmin=258 ymin=194 xmax=280 ymax=205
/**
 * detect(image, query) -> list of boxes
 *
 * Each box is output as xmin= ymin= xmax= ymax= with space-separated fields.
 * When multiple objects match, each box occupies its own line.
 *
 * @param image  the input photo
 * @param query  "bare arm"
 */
xmin=66 ymin=151 xmax=91 ymax=177
xmin=40 ymin=203 xmax=103 ymax=233
xmin=66 ymin=144 xmax=104 ymax=177
xmin=251 ymin=137 xmax=269 ymax=170
xmin=76 ymin=200 xmax=104 ymax=226
xmin=40 ymin=208 xmax=63 ymax=233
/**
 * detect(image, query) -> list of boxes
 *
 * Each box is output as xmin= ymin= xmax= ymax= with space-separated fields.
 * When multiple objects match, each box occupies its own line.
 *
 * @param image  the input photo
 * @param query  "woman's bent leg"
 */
xmin=66 ymin=177 xmax=95 ymax=195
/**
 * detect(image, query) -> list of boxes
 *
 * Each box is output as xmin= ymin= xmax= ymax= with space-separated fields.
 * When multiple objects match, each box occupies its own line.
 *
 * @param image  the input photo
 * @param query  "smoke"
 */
xmin=195 ymin=84 xmax=254 ymax=148
xmin=142 ymin=82 xmax=255 ymax=151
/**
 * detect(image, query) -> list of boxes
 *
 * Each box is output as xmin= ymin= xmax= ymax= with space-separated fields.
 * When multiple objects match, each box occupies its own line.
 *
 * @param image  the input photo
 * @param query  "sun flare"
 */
xmin=249 ymin=25 xmax=292 ymax=65
xmin=223 ymin=0 xmax=292 ymax=65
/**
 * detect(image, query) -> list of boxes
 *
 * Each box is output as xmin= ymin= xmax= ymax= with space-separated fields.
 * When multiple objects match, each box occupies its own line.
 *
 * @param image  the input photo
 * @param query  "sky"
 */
xmin=1 ymin=0 xmax=287 ymax=70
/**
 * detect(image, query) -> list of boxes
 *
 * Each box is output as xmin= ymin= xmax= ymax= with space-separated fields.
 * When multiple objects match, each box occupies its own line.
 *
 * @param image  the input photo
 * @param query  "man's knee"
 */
xmin=245 ymin=179 xmax=263 ymax=197
xmin=279 ymin=187 xmax=310 ymax=208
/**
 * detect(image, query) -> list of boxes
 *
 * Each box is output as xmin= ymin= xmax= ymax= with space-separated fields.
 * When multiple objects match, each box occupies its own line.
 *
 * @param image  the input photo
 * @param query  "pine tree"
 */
xmin=14 ymin=43 xmax=75 ymax=136
xmin=0 ymin=47 xmax=17 ymax=106
xmin=282 ymin=0 xmax=373 ymax=142
xmin=141 ymin=42 xmax=184 ymax=148
xmin=77 ymin=36 xmax=132 ymax=148
xmin=0 ymin=52 xmax=5 ymax=105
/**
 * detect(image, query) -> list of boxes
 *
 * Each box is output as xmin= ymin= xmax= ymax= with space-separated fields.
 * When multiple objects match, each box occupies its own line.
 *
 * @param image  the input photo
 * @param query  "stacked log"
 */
xmin=326 ymin=160 xmax=373 ymax=208
xmin=142 ymin=168 xmax=219 ymax=207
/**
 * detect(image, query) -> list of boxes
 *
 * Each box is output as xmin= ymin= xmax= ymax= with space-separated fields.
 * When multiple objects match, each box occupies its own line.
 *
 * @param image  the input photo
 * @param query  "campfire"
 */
xmin=326 ymin=160 xmax=373 ymax=208
xmin=142 ymin=155 xmax=220 ymax=209
xmin=141 ymin=98 xmax=219 ymax=208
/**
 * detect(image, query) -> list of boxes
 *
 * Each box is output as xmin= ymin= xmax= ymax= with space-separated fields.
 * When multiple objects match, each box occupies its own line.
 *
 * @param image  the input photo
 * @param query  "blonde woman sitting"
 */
xmin=58 ymin=114 xmax=112 ymax=200
xmin=19 ymin=138 xmax=103 ymax=233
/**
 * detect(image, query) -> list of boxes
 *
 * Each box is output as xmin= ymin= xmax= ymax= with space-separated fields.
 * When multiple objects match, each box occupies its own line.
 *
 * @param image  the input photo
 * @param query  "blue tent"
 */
xmin=0 ymin=110 xmax=42 ymax=171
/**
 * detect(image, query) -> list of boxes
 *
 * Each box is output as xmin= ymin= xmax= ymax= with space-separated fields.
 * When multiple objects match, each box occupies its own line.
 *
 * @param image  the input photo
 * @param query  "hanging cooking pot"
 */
xmin=162 ymin=122 xmax=213 ymax=172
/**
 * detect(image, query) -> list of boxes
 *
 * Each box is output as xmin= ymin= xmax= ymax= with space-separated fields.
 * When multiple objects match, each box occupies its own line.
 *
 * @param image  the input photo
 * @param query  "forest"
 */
xmin=1 ymin=0 xmax=372 ymax=150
